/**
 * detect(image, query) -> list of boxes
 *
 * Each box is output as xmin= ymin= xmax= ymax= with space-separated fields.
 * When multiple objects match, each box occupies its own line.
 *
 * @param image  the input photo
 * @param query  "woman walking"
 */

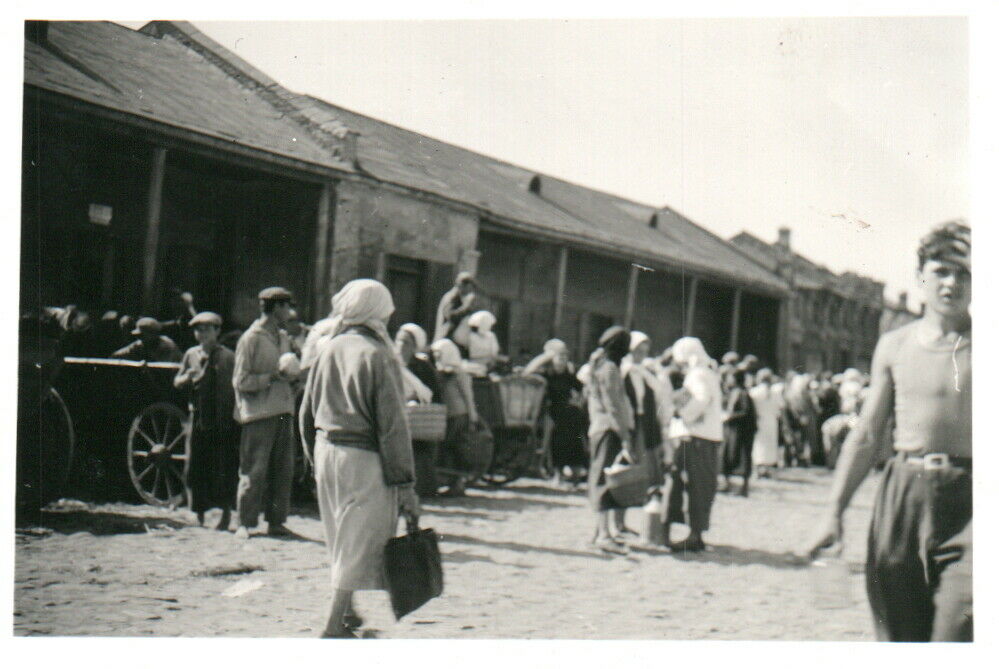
xmin=585 ymin=326 xmax=636 ymax=554
xmin=299 ymin=279 xmax=421 ymax=639
xmin=523 ymin=338 xmax=587 ymax=485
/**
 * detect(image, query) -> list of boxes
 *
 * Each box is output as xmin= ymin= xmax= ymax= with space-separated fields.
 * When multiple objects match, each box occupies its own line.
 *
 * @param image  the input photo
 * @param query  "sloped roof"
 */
xmin=23 ymin=21 xmax=339 ymax=168
xmin=302 ymin=95 xmax=786 ymax=294
xmin=24 ymin=20 xmax=786 ymax=295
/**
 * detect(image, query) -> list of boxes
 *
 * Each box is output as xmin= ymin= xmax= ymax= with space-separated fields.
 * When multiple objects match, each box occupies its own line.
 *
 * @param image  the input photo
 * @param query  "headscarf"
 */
xmin=468 ymin=310 xmax=497 ymax=332
xmin=598 ymin=325 xmax=630 ymax=365
xmin=398 ymin=323 xmax=428 ymax=351
xmin=543 ymin=338 xmax=568 ymax=356
xmin=842 ymin=368 xmax=863 ymax=384
xmin=329 ymin=279 xmax=395 ymax=347
xmin=672 ymin=336 xmax=714 ymax=370
xmin=629 ymin=331 xmax=651 ymax=352
xmin=430 ymin=338 xmax=463 ymax=373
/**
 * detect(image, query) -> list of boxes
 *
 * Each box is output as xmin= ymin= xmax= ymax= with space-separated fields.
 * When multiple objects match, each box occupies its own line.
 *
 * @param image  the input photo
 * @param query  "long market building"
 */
xmin=24 ymin=20 xmax=792 ymax=368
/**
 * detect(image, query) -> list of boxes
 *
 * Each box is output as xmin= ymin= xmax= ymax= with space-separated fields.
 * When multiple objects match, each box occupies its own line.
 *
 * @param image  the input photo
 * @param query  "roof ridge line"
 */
xmin=139 ymin=21 xmax=357 ymax=167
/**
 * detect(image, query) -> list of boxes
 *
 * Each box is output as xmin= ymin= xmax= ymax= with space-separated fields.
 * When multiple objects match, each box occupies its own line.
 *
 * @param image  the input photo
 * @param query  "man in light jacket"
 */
xmin=232 ymin=287 xmax=298 ymax=540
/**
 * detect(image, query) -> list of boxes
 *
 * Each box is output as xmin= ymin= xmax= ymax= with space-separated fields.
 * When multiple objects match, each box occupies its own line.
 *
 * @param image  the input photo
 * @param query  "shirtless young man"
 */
xmin=808 ymin=221 xmax=972 ymax=642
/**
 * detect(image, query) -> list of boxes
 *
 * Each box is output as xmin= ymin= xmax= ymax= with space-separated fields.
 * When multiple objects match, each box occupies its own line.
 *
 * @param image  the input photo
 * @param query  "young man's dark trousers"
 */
xmin=866 ymin=452 xmax=972 ymax=641
xmin=236 ymin=413 xmax=294 ymax=528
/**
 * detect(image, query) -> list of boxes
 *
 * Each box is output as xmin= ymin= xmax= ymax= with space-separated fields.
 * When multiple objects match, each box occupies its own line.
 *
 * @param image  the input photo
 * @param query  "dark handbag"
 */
xmin=383 ymin=515 xmax=444 ymax=620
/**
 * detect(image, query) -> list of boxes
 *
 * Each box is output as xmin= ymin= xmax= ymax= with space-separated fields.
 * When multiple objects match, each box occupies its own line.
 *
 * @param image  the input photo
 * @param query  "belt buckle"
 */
xmin=923 ymin=454 xmax=949 ymax=470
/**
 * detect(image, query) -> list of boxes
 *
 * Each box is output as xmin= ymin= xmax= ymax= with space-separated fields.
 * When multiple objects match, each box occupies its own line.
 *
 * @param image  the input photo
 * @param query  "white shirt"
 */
xmin=676 ymin=365 xmax=724 ymax=442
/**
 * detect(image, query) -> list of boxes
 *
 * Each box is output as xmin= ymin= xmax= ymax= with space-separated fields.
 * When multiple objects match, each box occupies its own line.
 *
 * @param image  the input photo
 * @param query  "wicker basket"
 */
xmin=406 ymin=403 xmax=447 ymax=441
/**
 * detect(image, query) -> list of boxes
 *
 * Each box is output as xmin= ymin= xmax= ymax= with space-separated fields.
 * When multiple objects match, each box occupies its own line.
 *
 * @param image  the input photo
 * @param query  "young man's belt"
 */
xmin=897 ymin=452 xmax=972 ymax=470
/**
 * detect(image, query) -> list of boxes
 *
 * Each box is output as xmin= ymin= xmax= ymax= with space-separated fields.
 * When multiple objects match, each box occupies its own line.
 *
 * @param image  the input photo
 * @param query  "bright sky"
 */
xmin=135 ymin=18 xmax=967 ymax=303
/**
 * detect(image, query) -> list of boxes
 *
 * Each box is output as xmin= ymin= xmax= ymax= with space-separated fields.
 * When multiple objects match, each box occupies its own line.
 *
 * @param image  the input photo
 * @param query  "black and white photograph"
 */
xmin=8 ymin=3 xmax=989 ymax=651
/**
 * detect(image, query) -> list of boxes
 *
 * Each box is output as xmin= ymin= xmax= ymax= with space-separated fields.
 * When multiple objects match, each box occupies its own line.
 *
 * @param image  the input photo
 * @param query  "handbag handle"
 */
xmin=404 ymin=512 xmax=420 ymax=535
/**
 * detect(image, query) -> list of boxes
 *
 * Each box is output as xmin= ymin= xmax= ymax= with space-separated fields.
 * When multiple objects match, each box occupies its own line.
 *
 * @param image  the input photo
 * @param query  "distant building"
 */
xmin=23 ymin=20 xmax=791 ymax=367
xmin=881 ymin=291 xmax=921 ymax=334
xmin=731 ymin=229 xmax=884 ymax=373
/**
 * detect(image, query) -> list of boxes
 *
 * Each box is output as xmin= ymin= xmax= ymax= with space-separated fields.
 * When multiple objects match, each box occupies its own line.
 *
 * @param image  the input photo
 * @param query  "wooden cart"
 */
xmin=54 ymin=357 xmax=192 ymax=507
xmin=472 ymin=374 xmax=548 ymax=486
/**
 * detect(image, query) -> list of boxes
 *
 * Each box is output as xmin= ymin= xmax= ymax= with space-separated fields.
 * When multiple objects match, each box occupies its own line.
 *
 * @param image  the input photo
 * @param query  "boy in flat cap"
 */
xmin=174 ymin=312 xmax=239 ymax=530
xmin=111 ymin=316 xmax=182 ymax=362
xmin=232 ymin=288 xmax=298 ymax=539
xmin=810 ymin=221 xmax=972 ymax=641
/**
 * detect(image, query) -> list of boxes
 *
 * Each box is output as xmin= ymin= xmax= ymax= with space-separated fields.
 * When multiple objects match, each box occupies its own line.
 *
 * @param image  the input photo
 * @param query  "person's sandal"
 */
xmin=320 ymin=629 xmax=359 ymax=639
xmin=593 ymin=538 xmax=629 ymax=555
xmin=343 ymin=612 xmax=364 ymax=630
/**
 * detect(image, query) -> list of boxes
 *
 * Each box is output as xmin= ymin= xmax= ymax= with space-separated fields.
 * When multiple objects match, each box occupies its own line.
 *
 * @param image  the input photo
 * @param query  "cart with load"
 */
xmin=471 ymin=373 xmax=548 ymax=486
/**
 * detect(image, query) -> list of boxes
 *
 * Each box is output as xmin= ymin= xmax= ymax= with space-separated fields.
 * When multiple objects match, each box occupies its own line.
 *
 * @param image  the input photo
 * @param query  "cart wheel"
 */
xmin=480 ymin=431 xmax=527 ymax=487
xmin=127 ymin=402 xmax=190 ymax=507
xmin=37 ymin=388 xmax=76 ymax=505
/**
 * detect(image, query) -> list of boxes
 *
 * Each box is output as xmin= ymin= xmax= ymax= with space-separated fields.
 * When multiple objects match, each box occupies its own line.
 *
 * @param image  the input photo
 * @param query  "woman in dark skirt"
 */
xmin=523 ymin=338 xmax=587 ymax=484
xmin=174 ymin=312 xmax=240 ymax=529
xmin=721 ymin=367 xmax=757 ymax=496
xmin=581 ymin=326 xmax=636 ymax=554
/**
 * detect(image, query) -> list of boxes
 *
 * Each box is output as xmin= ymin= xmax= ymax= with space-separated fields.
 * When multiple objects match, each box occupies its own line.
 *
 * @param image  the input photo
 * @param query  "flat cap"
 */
xmin=131 ymin=316 xmax=162 ymax=336
xmin=258 ymin=286 xmax=293 ymax=301
xmin=190 ymin=311 xmax=222 ymax=327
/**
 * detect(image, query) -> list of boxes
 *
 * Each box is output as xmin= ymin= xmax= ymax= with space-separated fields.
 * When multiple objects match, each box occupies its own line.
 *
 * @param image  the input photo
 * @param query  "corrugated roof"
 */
xmin=24 ymin=21 xmax=786 ymax=295
xmin=302 ymin=95 xmax=787 ymax=293
xmin=24 ymin=21 xmax=337 ymax=168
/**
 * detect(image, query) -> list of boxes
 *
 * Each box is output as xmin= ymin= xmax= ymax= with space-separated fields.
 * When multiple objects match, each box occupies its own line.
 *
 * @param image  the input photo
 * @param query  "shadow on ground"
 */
xmin=667 ymin=543 xmax=809 ymax=570
xmin=20 ymin=509 xmax=188 ymax=536
xmin=442 ymin=532 xmax=618 ymax=562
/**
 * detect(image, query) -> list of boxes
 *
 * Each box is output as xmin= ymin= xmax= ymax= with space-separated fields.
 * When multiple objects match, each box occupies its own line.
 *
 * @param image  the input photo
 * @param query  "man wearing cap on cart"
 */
xmin=232 ymin=287 xmax=299 ymax=540
xmin=111 ymin=316 xmax=182 ymax=362
xmin=434 ymin=271 xmax=479 ymax=355
xmin=808 ymin=221 xmax=972 ymax=641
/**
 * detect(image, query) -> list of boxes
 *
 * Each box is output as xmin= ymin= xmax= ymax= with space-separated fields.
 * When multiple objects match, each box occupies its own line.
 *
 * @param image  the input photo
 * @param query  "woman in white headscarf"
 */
xmin=465 ymin=310 xmax=501 ymax=376
xmin=430 ymin=338 xmax=479 ymax=496
xmin=620 ymin=332 xmax=674 ymax=495
xmin=299 ymin=279 xmax=421 ymax=638
xmin=663 ymin=336 xmax=723 ymax=553
xmin=395 ymin=323 xmax=442 ymax=497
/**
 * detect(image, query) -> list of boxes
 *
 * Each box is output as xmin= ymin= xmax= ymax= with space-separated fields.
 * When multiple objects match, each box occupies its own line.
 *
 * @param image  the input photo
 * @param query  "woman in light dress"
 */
xmin=749 ymin=368 xmax=781 ymax=478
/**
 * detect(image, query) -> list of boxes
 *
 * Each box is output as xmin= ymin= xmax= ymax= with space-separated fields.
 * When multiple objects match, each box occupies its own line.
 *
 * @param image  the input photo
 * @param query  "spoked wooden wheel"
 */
xmin=36 ymin=388 xmax=76 ymax=505
xmin=127 ymin=402 xmax=191 ymax=507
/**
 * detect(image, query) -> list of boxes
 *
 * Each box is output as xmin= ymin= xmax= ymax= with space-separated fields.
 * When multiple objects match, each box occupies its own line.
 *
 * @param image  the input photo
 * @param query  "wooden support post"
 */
xmin=141 ymin=147 xmax=167 ymax=314
xmin=729 ymin=288 xmax=743 ymax=351
xmin=375 ymin=252 xmax=387 ymax=284
xmin=311 ymin=182 xmax=333 ymax=319
xmin=624 ymin=263 xmax=639 ymax=329
xmin=552 ymin=246 xmax=569 ymax=337
xmin=683 ymin=276 xmax=699 ymax=336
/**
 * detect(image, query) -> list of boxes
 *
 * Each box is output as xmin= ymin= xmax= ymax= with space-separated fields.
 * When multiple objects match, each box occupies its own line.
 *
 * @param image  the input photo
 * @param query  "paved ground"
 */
xmin=14 ymin=467 xmax=877 ymax=639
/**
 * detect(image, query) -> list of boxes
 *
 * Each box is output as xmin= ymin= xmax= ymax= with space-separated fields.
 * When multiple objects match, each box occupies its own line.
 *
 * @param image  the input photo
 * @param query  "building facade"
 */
xmin=24 ymin=20 xmax=790 ymax=370
xmin=731 ymin=229 xmax=884 ymax=373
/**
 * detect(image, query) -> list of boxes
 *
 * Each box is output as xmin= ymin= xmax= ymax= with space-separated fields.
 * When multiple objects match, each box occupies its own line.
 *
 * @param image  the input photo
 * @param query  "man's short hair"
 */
xmin=918 ymin=220 xmax=970 ymax=270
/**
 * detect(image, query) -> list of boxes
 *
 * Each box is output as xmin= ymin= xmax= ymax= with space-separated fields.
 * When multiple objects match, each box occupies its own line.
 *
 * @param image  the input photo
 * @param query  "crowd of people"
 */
xmin=20 ymin=220 xmax=971 ymax=642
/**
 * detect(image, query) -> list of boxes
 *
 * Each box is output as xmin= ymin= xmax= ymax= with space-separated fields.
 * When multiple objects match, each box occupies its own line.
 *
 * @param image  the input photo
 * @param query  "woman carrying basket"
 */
xmin=299 ymin=279 xmax=421 ymax=638
xmin=584 ymin=326 xmax=637 ymax=555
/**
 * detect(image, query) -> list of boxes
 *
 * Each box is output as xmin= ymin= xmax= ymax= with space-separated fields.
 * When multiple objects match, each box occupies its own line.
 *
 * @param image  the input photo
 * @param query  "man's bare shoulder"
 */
xmin=877 ymin=321 xmax=919 ymax=351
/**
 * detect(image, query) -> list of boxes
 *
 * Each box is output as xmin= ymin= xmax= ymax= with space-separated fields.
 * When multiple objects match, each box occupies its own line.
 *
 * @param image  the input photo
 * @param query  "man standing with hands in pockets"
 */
xmin=808 ymin=221 xmax=972 ymax=642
